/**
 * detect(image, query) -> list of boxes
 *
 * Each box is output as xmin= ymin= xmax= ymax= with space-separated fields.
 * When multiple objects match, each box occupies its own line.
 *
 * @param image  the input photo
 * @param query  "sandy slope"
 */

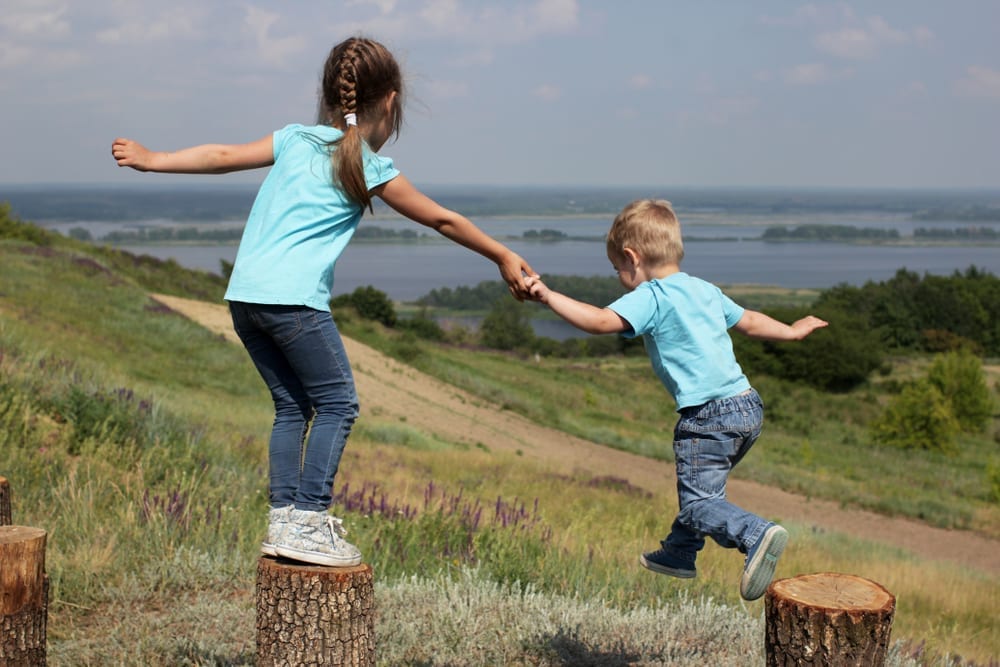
xmin=151 ymin=293 xmax=998 ymax=575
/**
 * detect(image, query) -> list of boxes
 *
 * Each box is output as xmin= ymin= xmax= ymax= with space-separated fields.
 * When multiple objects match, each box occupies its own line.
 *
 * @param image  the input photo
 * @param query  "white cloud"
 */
xmin=420 ymin=0 xmax=467 ymax=32
xmin=243 ymin=6 xmax=305 ymax=67
xmin=533 ymin=83 xmax=561 ymax=102
xmin=784 ymin=63 xmax=831 ymax=86
xmin=814 ymin=14 xmax=933 ymax=60
xmin=628 ymin=73 xmax=652 ymax=90
xmin=758 ymin=4 xmax=826 ymax=28
xmin=954 ymin=65 xmax=1000 ymax=99
xmin=0 ymin=1 xmax=71 ymax=39
xmin=815 ymin=27 xmax=878 ymax=60
xmin=96 ymin=8 xmax=202 ymax=44
xmin=347 ymin=0 xmax=398 ymax=15
xmin=529 ymin=0 xmax=578 ymax=33
xmin=426 ymin=79 xmax=470 ymax=99
xmin=0 ymin=43 xmax=32 ymax=69
xmin=353 ymin=0 xmax=579 ymax=45
xmin=705 ymin=96 xmax=760 ymax=126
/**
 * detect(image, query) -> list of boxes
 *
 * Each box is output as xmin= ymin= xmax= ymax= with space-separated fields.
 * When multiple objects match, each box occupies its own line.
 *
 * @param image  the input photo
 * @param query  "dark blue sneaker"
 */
xmin=639 ymin=548 xmax=696 ymax=579
xmin=740 ymin=524 xmax=788 ymax=601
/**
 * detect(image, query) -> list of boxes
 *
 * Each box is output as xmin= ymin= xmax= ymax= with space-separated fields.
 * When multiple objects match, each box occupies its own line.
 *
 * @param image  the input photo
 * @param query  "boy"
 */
xmin=525 ymin=199 xmax=827 ymax=600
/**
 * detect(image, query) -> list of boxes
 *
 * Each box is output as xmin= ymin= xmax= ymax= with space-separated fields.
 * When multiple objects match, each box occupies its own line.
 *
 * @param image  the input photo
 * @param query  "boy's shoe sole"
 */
xmin=740 ymin=525 xmax=788 ymax=601
xmin=639 ymin=554 xmax=697 ymax=579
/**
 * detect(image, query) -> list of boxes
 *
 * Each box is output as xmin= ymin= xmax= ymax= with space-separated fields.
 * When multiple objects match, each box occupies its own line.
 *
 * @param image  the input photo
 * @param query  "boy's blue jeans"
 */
xmin=662 ymin=389 xmax=769 ymax=564
xmin=229 ymin=302 xmax=359 ymax=512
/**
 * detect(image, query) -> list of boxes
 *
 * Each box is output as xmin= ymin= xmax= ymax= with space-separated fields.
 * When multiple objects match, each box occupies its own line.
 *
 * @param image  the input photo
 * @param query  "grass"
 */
xmin=0 ymin=231 xmax=997 ymax=665
xmin=347 ymin=320 xmax=999 ymax=537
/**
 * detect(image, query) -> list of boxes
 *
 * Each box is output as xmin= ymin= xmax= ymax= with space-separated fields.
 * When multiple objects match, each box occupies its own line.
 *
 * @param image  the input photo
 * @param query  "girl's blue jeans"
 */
xmin=662 ymin=388 xmax=769 ymax=564
xmin=229 ymin=302 xmax=359 ymax=511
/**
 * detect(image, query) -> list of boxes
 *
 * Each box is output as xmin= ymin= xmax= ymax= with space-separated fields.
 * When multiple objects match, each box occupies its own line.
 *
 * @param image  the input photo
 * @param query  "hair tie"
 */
xmin=344 ymin=113 xmax=357 ymax=127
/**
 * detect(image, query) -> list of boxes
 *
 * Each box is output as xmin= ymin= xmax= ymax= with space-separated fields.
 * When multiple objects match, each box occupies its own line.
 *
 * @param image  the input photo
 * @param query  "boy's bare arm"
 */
xmin=527 ymin=277 xmax=629 ymax=335
xmin=112 ymin=136 xmax=274 ymax=174
xmin=734 ymin=310 xmax=828 ymax=341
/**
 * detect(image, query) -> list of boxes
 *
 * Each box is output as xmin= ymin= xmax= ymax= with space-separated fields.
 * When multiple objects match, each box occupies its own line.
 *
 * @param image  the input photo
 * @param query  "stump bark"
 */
xmin=256 ymin=557 xmax=375 ymax=666
xmin=0 ymin=477 xmax=11 ymax=526
xmin=765 ymin=572 xmax=896 ymax=666
xmin=0 ymin=526 xmax=48 ymax=666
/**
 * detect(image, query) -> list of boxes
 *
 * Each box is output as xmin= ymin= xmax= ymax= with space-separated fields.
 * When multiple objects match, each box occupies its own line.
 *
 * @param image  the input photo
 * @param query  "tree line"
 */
xmin=340 ymin=266 xmax=999 ymax=395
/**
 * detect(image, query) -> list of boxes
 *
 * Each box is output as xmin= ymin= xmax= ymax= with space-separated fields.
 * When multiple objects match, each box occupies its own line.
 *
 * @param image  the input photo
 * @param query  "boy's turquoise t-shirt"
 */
xmin=608 ymin=272 xmax=750 ymax=410
xmin=224 ymin=124 xmax=400 ymax=310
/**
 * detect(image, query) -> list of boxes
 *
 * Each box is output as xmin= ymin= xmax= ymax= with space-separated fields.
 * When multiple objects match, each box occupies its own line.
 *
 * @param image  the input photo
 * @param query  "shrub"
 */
xmin=733 ymin=308 xmax=883 ymax=391
xmin=0 ymin=202 xmax=58 ymax=245
xmin=331 ymin=285 xmax=397 ymax=327
xmin=397 ymin=309 xmax=446 ymax=341
xmin=925 ymin=349 xmax=994 ymax=433
xmin=870 ymin=379 xmax=959 ymax=452
xmin=987 ymin=458 xmax=1000 ymax=504
xmin=480 ymin=298 xmax=534 ymax=351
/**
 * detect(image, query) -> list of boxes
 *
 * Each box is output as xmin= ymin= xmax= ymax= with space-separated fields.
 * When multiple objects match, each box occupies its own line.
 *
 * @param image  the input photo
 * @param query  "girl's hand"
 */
xmin=112 ymin=138 xmax=154 ymax=171
xmin=498 ymin=252 xmax=536 ymax=301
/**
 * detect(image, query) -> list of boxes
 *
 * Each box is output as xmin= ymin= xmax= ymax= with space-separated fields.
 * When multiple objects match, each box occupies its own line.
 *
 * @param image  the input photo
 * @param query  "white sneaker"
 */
xmin=275 ymin=508 xmax=362 ymax=567
xmin=261 ymin=505 xmax=293 ymax=556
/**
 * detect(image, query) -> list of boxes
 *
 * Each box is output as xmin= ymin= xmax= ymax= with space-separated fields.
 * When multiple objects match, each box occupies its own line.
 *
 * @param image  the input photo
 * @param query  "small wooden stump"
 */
xmin=765 ymin=572 xmax=896 ymax=666
xmin=256 ymin=557 xmax=375 ymax=666
xmin=1 ymin=526 xmax=48 ymax=666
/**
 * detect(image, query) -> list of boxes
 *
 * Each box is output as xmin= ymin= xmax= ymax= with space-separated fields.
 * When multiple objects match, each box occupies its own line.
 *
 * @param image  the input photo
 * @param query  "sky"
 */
xmin=2 ymin=0 xmax=999 ymax=189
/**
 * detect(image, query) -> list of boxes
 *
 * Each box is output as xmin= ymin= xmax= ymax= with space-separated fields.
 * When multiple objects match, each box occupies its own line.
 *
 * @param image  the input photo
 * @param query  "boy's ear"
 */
xmin=621 ymin=247 xmax=641 ymax=266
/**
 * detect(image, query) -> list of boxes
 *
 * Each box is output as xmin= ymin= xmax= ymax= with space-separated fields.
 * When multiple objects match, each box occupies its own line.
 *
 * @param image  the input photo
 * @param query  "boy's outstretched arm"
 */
xmin=733 ymin=310 xmax=828 ymax=341
xmin=112 ymin=136 xmax=274 ymax=174
xmin=527 ymin=276 xmax=629 ymax=335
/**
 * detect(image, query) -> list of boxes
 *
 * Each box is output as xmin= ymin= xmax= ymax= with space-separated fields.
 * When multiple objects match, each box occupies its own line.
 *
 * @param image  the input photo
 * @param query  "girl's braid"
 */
xmin=335 ymin=43 xmax=361 ymax=117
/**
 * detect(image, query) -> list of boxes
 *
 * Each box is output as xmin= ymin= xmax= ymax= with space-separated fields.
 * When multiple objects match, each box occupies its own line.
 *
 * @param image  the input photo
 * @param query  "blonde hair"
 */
xmin=320 ymin=37 xmax=404 ymax=212
xmin=606 ymin=199 xmax=684 ymax=266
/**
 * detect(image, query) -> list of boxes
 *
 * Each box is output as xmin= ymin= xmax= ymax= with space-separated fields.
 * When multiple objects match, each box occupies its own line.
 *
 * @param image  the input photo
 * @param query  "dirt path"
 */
xmin=152 ymin=294 xmax=999 ymax=575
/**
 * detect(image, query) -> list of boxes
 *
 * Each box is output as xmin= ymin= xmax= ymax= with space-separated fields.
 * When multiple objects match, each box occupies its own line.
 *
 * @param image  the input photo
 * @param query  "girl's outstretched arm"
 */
xmin=111 ymin=136 xmax=274 ymax=174
xmin=374 ymin=174 xmax=535 ymax=300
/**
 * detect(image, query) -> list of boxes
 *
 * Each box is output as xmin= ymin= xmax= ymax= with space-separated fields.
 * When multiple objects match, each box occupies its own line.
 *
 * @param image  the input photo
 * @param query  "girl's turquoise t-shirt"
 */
xmin=608 ymin=272 xmax=750 ymax=409
xmin=224 ymin=124 xmax=400 ymax=310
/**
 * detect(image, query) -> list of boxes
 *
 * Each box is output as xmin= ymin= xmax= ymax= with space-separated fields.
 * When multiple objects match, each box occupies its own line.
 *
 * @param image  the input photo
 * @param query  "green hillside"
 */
xmin=1 ymin=204 xmax=997 ymax=665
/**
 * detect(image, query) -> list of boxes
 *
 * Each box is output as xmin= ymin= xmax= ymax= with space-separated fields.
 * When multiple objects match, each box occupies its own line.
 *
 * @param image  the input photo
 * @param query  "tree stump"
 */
xmin=765 ymin=572 xmax=896 ymax=666
xmin=0 ymin=477 xmax=11 ymax=526
xmin=1 ymin=526 xmax=48 ymax=666
xmin=256 ymin=557 xmax=375 ymax=666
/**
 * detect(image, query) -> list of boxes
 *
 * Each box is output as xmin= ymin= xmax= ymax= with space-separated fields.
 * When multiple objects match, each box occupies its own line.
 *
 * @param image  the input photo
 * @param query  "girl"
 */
xmin=112 ymin=36 xmax=536 ymax=567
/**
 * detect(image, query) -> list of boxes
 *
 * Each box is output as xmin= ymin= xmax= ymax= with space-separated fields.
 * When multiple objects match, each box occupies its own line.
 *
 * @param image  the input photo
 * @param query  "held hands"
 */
xmin=498 ymin=252 xmax=540 ymax=301
xmin=111 ymin=138 xmax=154 ymax=171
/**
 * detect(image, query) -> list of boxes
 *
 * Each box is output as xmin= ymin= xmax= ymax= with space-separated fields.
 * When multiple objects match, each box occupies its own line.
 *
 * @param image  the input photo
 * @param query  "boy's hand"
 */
xmin=791 ymin=315 xmax=829 ymax=339
xmin=112 ymin=138 xmax=154 ymax=171
xmin=524 ymin=275 xmax=549 ymax=303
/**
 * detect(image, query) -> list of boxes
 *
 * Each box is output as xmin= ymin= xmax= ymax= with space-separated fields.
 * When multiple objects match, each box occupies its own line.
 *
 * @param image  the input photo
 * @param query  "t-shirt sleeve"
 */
xmin=363 ymin=151 xmax=400 ymax=190
xmin=272 ymin=124 xmax=300 ymax=159
xmin=607 ymin=286 xmax=655 ymax=338
xmin=719 ymin=289 xmax=745 ymax=328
